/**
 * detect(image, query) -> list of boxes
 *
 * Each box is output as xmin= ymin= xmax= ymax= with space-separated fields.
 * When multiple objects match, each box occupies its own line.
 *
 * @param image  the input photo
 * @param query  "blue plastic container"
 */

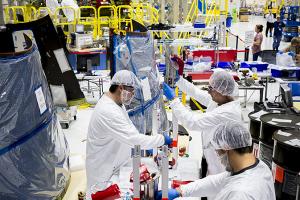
xmin=240 ymin=62 xmax=268 ymax=71
xmin=271 ymin=69 xmax=300 ymax=78
xmin=158 ymin=63 xmax=166 ymax=72
xmin=217 ymin=62 xmax=232 ymax=69
xmin=194 ymin=23 xmax=206 ymax=28
xmin=288 ymin=83 xmax=300 ymax=96
xmin=240 ymin=62 xmax=250 ymax=69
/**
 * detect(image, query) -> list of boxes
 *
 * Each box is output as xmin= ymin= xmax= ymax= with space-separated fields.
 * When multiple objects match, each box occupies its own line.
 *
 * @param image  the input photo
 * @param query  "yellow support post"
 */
xmin=175 ymin=87 xmax=179 ymax=97
xmin=182 ymin=92 xmax=186 ymax=106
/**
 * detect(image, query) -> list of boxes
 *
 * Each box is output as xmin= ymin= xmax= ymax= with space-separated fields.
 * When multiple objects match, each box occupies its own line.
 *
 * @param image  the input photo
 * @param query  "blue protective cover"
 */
xmin=0 ymin=47 xmax=70 ymax=199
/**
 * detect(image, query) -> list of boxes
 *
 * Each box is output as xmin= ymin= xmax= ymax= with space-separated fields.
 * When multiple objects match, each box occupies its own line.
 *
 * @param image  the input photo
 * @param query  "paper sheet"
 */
xmin=277 ymin=130 xmax=292 ymax=137
xmin=35 ymin=87 xmax=47 ymax=115
xmin=141 ymin=77 xmax=152 ymax=101
xmin=250 ymin=110 xmax=268 ymax=119
xmin=53 ymin=48 xmax=72 ymax=73
xmin=268 ymin=121 xmax=278 ymax=125
xmin=285 ymin=139 xmax=300 ymax=147
xmin=272 ymin=118 xmax=292 ymax=123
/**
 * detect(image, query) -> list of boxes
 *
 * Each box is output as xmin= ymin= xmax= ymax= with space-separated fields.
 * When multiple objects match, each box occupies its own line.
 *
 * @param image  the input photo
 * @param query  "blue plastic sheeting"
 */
xmin=113 ymin=33 xmax=169 ymax=134
xmin=0 ymin=47 xmax=70 ymax=200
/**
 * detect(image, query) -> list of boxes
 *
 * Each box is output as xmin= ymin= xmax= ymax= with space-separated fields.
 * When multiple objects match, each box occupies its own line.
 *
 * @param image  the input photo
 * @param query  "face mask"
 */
xmin=121 ymin=90 xmax=134 ymax=105
xmin=219 ymin=152 xmax=232 ymax=172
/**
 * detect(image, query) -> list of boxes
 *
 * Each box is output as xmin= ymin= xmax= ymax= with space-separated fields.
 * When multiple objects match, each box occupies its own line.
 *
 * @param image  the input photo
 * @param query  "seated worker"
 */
xmin=163 ymin=70 xmax=241 ymax=181
xmin=86 ymin=70 xmax=172 ymax=199
xmin=284 ymin=37 xmax=300 ymax=65
xmin=156 ymin=121 xmax=276 ymax=200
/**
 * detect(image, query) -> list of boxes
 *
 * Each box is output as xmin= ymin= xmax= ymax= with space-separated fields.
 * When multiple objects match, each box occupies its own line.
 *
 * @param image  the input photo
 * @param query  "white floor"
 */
xmin=62 ymin=16 xmax=286 ymax=200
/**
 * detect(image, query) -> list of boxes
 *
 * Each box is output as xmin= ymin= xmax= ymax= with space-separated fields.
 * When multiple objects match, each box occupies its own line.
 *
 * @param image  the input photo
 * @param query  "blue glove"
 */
xmin=155 ymin=189 xmax=180 ymax=200
xmin=163 ymin=133 xmax=173 ymax=146
xmin=163 ymin=82 xmax=175 ymax=101
xmin=288 ymin=51 xmax=296 ymax=57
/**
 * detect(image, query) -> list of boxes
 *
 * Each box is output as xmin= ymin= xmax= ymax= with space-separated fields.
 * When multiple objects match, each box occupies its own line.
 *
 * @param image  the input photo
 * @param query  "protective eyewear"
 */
xmin=123 ymin=86 xmax=135 ymax=93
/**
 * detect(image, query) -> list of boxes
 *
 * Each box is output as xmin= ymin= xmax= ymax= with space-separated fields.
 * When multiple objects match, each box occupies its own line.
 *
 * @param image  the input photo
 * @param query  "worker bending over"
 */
xmin=284 ymin=37 xmax=300 ymax=66
xmin=156 ymin=121 xmax=276 ymax=200
xmin=163 ymin=70 xmax=241 ymax=180
xmin=86 ymin=70 xmax=172 ymax=199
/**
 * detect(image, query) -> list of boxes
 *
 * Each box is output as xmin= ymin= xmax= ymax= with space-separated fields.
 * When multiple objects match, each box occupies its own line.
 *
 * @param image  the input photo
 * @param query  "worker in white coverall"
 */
xmin=86 ymin=70 xmax=172 ymax=199
xmin=155 ymin=121 xmax=276 ymax=200
xmin=163 ymin=70 xmax=241 ymax=177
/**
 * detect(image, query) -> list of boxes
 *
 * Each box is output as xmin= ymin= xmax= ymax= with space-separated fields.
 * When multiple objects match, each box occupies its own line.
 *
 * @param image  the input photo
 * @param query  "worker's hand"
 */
xmin=155 ymin=189 xmax=180 ymax=200
xmin=163 ymin=133 xmax=173 ymax=146
xmin=288 ymin=51 xmax=296 ymax=57
xmin=163 ymin=82 xmax=176 ymax=101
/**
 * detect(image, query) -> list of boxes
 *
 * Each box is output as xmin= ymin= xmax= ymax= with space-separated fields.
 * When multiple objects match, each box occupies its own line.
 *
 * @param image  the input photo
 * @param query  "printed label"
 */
xmin=35 ymin=86 xmax=47 ymax=115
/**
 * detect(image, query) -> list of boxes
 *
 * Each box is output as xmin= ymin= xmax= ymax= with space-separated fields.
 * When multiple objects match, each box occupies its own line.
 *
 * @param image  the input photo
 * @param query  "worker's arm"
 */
xmin=176 ymin=77 xmax=212 ymax=107
xmin=169 ymin=98 xmax=219 ymax=131
xmin=253 ymin=37 xmax=262 ymax=46
xmin=222 ymin=191 xmax=253 ymax=200
xmin=102 ymin=111 xmax=164 ymax=149
xmin=180 ymin=172 xmax=229 ymax=197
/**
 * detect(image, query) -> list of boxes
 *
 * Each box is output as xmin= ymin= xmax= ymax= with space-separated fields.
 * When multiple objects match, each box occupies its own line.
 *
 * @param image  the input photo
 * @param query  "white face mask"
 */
xmin=121 ymin=90 xmax=134 ymax=105
xmin=219 ymin=152 xmax=232 ymax=172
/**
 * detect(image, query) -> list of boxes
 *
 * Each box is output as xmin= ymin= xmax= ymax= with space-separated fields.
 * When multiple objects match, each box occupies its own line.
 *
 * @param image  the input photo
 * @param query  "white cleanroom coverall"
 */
xmin=181 ymin=159 xmax=276 ymax=200
xmin=171 ymin=78 xmax=241 ymax=174
xmin=86 ymin=94 xmax=164 ymax=193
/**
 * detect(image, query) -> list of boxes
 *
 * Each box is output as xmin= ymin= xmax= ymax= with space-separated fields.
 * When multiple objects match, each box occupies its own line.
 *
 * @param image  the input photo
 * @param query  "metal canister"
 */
xmin=272 ymin=129 xmax=300 ymax=200
xmin=259 ymin=113 xmax=300 ymax=169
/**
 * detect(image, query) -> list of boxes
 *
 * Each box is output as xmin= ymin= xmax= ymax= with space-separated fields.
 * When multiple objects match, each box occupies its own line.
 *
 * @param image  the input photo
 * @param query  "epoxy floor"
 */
xmin=62 ymin=16 xmax=287 ymax=200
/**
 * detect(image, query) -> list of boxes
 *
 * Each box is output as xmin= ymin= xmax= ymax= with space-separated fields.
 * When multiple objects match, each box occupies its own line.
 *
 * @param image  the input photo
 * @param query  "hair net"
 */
xmin=209 ymin=70 xmax=236 ymax=96
xmin=210 ymin=121 xmax=252 ymax=150
xmin=111 ymin=70 xmax=140 ymax=88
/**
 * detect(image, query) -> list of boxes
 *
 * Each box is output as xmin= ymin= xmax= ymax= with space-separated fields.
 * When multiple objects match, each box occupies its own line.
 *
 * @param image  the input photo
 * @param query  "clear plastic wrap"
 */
xmin=0 ymin=47 xmax=70 ymax=199
xmin=113 ymin=33 xmax=169 ymax=134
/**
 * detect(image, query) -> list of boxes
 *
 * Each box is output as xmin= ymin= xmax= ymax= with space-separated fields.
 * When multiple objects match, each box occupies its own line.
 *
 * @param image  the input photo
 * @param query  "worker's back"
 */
xmin=215 ymin=159 xmax=275 ymax=200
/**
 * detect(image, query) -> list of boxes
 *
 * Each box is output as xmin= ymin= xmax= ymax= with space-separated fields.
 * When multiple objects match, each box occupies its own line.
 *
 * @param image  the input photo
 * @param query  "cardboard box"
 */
xmin=239 ymin=15 xmax=249 ymax=22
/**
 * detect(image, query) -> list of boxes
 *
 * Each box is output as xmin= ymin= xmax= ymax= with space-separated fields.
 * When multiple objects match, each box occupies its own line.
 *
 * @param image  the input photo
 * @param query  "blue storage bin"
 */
xmin=240 ymin=62 xmax=250 ymax=68
xmin=158 ymin=63 xmax=166 ymax=72
xmin=194 ymin=23 xmax=206 ymax=28
xmin=217 ymin=62 xmax=232 ymax=69
xmin=288 ymin=83 xmax=300 ymax=96
xmin=271 ymin=69 xmax=300 ymax=78
xmin=249 ymin=63 xmax=269 ymax=72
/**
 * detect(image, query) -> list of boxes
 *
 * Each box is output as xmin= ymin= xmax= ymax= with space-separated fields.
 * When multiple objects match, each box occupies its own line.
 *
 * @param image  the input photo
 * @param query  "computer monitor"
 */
xmin=280 ymin=84 xmax=293 ymax=108
xmin=76 ymin=24 xmax=84 ymax=33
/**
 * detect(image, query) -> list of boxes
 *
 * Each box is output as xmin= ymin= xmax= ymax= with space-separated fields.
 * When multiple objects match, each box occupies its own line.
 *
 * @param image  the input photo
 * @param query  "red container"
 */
xmin=91 ymin=184 xmax=121 ymax=200
xmin=186 ymin=71 xmax=213 ymax=80
xmin=171 ymin=180 xmax=193 ymax=189
xmin=192 ymin=49 xmax=237 ymax=63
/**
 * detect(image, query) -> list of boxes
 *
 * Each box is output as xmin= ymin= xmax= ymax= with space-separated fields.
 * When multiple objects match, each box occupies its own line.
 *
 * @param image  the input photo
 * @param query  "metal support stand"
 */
xmin=172 ymin=113 xmax=178 ymax=170
xmin=133 ymin=145 xmax=141 ymax=200
xmin=161 ymin=145 xmax=169 ymax=200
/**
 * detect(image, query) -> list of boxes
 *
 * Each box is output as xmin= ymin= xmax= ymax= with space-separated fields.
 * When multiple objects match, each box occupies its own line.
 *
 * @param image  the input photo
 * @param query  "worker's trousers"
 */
xmin=266 ymin=22 xmax=274 ymax=37
xmin=273 ymin=35 xmax=282 ymax=51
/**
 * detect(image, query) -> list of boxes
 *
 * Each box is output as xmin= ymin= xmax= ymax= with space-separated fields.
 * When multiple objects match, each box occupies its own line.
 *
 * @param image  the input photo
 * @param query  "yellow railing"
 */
xmin=4 ymin=4 xmax=159 ymax=37
xmin=78 ymin=6 xmax=98 ymax=39
xmin=98 ymin=5 xmax=118 ymax=37
xmin=37 ymin=7 xmax=52 ymax=18
xmin=4 ymin=6 xmax=31 ymax=23
xmin=178 ymin=0 xmax=199 ymax=39
xmin=54 ymin=6 xmax=77 ymax=41
xmin=117 ymin=5 xmax=133 ymax=32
